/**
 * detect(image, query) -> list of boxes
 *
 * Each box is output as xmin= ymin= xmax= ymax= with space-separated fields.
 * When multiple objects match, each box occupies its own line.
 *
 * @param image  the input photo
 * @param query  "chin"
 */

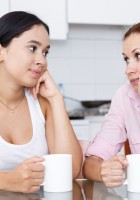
xmin=24 ymin=81 xmax=37 ymax=88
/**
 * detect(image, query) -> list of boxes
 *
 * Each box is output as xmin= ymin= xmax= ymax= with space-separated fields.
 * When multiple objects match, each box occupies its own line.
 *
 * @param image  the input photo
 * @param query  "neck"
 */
xmin=0 ymin=67 xmax=25 ymax=102
xmin=0 ymin=68 xmax=25 ymax=106
xmin=0 ymin=88 xmax=25 ymax=107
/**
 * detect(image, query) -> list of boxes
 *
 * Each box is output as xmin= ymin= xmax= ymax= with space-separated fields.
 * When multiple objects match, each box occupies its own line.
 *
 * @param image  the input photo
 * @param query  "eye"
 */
xmin=43 ymin=51 xmax=49 ymax=57
xmin=123 ymin=56 xmax=129 ymax=64
xmin=28 ymin=46 xmax=37 ymax=52
xmin=135 ymin=53 xmax=140 ymax=59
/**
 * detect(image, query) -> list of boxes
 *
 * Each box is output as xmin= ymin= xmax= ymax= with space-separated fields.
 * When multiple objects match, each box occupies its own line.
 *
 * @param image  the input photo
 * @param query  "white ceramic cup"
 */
xmin=44 ymin=191 xmax=72 ymax=200
xmin=124 ymin=154 xmax=140 ymax=193
xmin=42 ymin=154 xmax=72 ymax=192
xmin=127 ymin=192 xmax=140 ymax=200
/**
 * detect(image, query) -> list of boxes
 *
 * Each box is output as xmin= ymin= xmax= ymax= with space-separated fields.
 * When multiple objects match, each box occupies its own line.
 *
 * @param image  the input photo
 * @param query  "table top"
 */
xmin=0 ymin=179 xmax=132 ymax=200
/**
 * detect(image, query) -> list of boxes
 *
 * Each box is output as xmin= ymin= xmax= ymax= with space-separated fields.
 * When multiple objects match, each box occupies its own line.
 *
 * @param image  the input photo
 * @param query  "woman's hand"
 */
xmin=101 ymin=155 xmax=128 ymax=188
xmin=30 ymin=70 xmax=61 ymax=100
xmin=5 ymin=157 xmax=44 ymax=193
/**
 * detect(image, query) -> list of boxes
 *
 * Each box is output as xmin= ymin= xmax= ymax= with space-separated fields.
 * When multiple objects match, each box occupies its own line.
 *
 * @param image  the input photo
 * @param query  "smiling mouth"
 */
xmin=130 ymin=78 xmax=139 ymax=85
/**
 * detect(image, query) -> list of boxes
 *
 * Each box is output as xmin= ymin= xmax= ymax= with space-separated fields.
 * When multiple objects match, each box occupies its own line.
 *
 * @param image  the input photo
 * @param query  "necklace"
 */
xmin=0 ymin=95 xmax=24 ymax=113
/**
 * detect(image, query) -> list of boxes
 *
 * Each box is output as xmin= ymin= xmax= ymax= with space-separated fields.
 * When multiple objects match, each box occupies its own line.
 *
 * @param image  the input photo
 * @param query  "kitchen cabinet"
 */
xmin=70 ymin=117 xmax=104 ymax=142
xmin=0 ymin=0 xmax=9 ymax=17
xmin=71 ymin=119 xmax=90 ymax=141
xmin=10 ymin=0 xmax=68 ymax=40
xmin=68 ymin=0 xmax=140 ymax=25
xmin=85 ymin=115 xmax=125 ymax=154
xmin=85 ymin=115 xmax=104 ymax=140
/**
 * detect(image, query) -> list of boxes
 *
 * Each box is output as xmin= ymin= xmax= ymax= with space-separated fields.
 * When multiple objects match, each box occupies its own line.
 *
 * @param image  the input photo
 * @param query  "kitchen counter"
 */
xmin=85 ymin=115 xmax=105 ymax=122
xmin=71 ymin=115 xmax=105 ymax=141
xmin=0 ymin=180 xmax=128 ymax=200
xmin=71 ymin=119 xmax=90 ymax=141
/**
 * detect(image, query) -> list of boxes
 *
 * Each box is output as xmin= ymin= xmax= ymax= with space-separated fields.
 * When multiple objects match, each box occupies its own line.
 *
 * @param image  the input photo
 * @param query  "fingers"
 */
xmin=23 ymin=185 xmax=40 ymax=193
xmin=6 ymin=157 xmax=45 ymax=193
xmin=28 ymin=69 xmax=60 ymax=100
xmin=109 ymin=168 xmax=124 ymax=176
xmin=35 ymin=70 xmax=49 ymax=94
xmin=31 ymin=171 xmax=44 ymax=179
xmin=105 ymin=178 xmax=125 ymax=188
xmin=102 ymin=172 xmax=125 ymax=188
xmin=101 ymin=156 xmax=127 ymax=188
xmin=23 ymin=156 xmax=45 ymax=164
xmin=29 ymin=162 xmax=45 ymax=173
xmin=20 ymin=161 xmax=44 ymax=191
xmin=27 ymin=69 xmax=49 ymax=98
xmin=31 ymin=176 xmax=44 ymax=186
xmin=111 ymin=155 xmax=128 ymax=167
xmin=101 ymin=161 xmax=124 ymax=177
xmin=22 ymin=156 xmax=45 ymax=176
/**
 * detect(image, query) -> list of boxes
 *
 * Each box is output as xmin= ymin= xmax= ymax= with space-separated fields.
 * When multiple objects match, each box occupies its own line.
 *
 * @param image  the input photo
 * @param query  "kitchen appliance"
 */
xmin=64 ymin=96 xmax=111 ymax=119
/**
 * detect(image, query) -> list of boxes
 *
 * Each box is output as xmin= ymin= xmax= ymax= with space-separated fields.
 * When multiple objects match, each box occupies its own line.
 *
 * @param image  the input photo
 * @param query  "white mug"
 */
xmin=124 ymin=154 xmax=140 ymax=193
xmin=44 ymin=191 xmax=72 ymax=200
xmin=127 ymin=192 xmax=140 ymax=200
xmin=42 ymin=154 xmax=72 ymax=192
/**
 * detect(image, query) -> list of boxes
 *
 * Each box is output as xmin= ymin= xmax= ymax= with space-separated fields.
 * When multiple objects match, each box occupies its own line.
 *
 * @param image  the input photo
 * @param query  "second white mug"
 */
xmin=124 ymin=154 xmax=140 ymax=193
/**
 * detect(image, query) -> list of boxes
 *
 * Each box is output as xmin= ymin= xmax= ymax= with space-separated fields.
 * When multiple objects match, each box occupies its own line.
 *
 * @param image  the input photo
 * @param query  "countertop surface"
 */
xmin=0 ymin=180 xmax=129 ymax=200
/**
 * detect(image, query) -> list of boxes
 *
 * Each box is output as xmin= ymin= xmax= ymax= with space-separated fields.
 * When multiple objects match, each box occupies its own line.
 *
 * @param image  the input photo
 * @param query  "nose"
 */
xmin=35 ymin=53 xmax=47 ymax=68
xmin=125 ymin=59 xmax=137 ymax=75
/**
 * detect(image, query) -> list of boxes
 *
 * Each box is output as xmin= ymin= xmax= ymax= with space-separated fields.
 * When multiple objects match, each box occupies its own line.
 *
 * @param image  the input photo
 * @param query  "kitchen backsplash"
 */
xmin=48 ymin=24 xmax=129 ymax=101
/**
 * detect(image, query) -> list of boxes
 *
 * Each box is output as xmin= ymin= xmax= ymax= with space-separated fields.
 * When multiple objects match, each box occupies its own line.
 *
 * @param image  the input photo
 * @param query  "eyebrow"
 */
xmin=122 ymin=48 xmax=140 ymax=56
xmin=27 ymin=40 xmax=50 ymax=49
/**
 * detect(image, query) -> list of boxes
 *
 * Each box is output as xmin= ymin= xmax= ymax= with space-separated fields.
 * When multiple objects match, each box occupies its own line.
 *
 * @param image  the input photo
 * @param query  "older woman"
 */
xmin=83 ymin=22 xmax=140 ymax=188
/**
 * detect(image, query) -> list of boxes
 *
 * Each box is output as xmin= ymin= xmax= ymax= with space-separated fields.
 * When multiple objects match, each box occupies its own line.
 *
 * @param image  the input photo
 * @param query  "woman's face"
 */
xmin=0 ymin=24 xmax=50 ymax=87
xmin=123 ymin=33 xmax=140 ymax=93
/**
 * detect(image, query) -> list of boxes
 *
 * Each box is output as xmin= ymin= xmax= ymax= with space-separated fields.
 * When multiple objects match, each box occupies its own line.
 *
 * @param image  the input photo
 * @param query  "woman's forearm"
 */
xmin=83 ymin=156 xmax=103 ymax=182
xmin=49 ymin=95 xmax=83 ymax=178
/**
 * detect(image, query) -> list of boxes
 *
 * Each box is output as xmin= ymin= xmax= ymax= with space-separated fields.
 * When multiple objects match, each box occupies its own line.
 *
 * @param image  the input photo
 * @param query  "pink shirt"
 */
xmin=86 ymin=83 xmax=140 ymax=160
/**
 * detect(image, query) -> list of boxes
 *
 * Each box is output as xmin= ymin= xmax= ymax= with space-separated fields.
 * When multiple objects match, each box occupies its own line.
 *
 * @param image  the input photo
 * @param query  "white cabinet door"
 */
xmin=68 ymin=0 xmax=140 ymax=25
xmin=10 ymin=0 xmax=68 ymax=40
xmin=0 ymin=0 xmax=9 ymax=17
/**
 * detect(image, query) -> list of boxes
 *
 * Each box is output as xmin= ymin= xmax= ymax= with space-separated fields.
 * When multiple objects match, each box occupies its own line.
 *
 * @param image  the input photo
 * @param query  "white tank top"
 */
xmin=0 ymin=89 xmax=48 ymax=172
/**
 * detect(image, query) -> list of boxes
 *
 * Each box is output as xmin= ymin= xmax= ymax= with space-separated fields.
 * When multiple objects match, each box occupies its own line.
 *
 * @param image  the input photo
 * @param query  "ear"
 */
xmin=0 ymin=44 xmax=4 ymax=62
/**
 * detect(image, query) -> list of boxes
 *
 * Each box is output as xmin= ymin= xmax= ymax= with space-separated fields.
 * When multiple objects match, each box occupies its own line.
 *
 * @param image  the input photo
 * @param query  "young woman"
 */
xmin=84 ymin=22 xmax=140 ymax=188
xmin=0 ymin=11 xmax=82 ymax=193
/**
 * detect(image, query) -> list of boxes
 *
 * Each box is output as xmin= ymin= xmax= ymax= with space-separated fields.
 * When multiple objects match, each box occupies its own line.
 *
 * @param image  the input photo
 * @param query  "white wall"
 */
xmin=48 ymin=24 xmax=129 ymax=100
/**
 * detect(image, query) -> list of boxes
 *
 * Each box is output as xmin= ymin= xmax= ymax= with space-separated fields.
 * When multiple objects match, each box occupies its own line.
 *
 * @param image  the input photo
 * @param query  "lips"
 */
xmin=130 ymin=78 xmax=139 ymax=85
xmin=29 ymin=69 xmax=42 ymax=78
